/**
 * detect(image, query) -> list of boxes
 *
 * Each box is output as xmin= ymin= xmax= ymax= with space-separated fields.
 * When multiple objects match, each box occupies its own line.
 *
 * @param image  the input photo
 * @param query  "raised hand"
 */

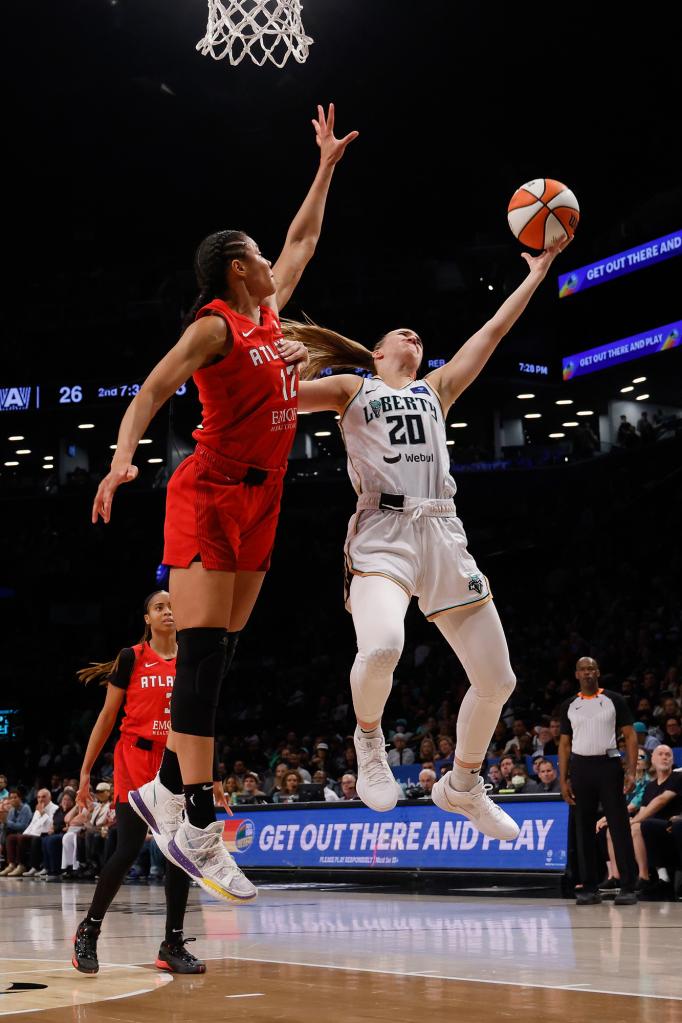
xmin=276 ymin=337 xmax=309 ymax=372
xmin=313 ymin=103 xmax=359 ymax=167
xmin=92 ymin=463 xmax=139 ymax=524
xmin=521 ymin=235 xmax=572 ymax=277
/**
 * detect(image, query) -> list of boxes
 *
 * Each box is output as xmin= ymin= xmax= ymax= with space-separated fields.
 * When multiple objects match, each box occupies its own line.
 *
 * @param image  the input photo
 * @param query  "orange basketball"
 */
xmin=507 ymin=178 xmax=580 ymax=250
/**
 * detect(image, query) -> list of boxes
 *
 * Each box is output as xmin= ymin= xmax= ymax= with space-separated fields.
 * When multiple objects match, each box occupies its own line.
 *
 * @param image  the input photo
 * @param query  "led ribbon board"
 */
xmin=558 ymin=230 xmax=682 ymax=298
xmin=562 ymin=320 xmax=681 ymax=380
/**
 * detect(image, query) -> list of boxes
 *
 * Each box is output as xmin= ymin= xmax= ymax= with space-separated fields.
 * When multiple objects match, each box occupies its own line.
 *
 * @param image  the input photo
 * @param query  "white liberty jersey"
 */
xmin=340 ymin=376 xmax=457 ymax=499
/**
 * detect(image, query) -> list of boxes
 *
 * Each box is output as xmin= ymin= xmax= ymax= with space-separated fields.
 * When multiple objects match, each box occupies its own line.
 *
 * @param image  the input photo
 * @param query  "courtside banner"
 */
xmin=557 ymin=230 xmax=682 ymax=298
xmin=561 ymin=320 xmax=681 ymax=381
xmin=218 ymin=798 xmax=568 ymax=871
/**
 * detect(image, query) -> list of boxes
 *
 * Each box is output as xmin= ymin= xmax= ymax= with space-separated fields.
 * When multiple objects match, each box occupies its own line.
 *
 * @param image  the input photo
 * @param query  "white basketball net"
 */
xmin=197 ymin=0 xmax=313 ymax=67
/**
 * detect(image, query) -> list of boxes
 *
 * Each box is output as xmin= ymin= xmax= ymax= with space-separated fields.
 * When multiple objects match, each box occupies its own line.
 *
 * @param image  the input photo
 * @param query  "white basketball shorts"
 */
xmin=343 ymin=493 xmax=491 ymax=620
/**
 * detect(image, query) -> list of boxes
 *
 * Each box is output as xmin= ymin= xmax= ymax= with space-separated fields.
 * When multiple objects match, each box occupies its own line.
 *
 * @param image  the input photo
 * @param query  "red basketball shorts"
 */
xmin=163 ymin=449 xmax=284 ymax=573
xmin=113 ymin=737 xmax=165 ymax=805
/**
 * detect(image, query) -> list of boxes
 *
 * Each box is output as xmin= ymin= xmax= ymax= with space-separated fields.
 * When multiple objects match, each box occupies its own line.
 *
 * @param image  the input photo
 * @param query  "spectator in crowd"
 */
xmin=237 ymin=773 xmax=268 ymax=804
xmin=616 ymin=414 xmax=638 ymax=449
xmin=437 ymin=736 xmax=454 ymax=761
xmin=633 ymin=721 xmax=659 ymax=753
xmin=631 ymin=745 xmax=682 ymax=897
xmin=41 ymin=791 xmax=75 ymax=879
xmin=0 ymin=789 xmax=32 ymax=875
xmin=340 ymin=745 xmax=359 ymax=776
xmin=418 ymin=736 xmax=438 ymax=762
xmin=653 ymin=695 xmax=681 ymax=723
xmin=272 ymin=771 xmax=302 ymax=804
xmin=222 ymin=776 xmax=242 ymax=806
xmin=485 ymin=764 xmax=503 ymax=792
xmin=536 ymin=760 xmax=560 ymax=793
xmin=60 ymin=795 xmax=95 ymax=880
xmin=660 ymin=717 xmax=682 ymax=749
xmin=635 ymin=698 xmax=655 ymax=726
xmin=285 ymin=751 xmax=311 ymax=783
xmin=0 ymin=776 xmax=8 ymax=800
xmin=542 ymin=719 xmax=562 ymax=756
xmin=404 ymin=769 xmax=436 ymax=799
xmin=504 ymin=719 xmax=533 ymax=756
xmin=3 ymin=788 xmax=57 ymax=877
xmin=340 ymin=774 xmax=358 ymax=800
xmin=312 ymin=770 xmax=340 ymax=802
xmin=387 ymin=733 xmax=415 ymax=766
xmin=498 ymin=755 xmax=517 ymax=792
xmin=486 ymin=721 xmax=508 ymax=759
xmin=510 ymin=765 xmax=539 ymax=794
xmin=309 ymin=742 xmax=332 ymax=775
xmin=637 ymin=411 xmax=655 ymax=444
xmin=49 ymin=774 xmax=63 ymax=805
xmin=533 ymin=725 xmax=552 ymax=754
xmin=572 ymin=421 xmax=599 ymax=459
xmin=78 ymin=782 xmax=112 ymax=878
xmin=415 ymin=716 xmax=439 ymax=738
xmin=265 ymin=763 xmax=289 ymax=800
xmin=231 ymin=760 xmax=249 ymax=787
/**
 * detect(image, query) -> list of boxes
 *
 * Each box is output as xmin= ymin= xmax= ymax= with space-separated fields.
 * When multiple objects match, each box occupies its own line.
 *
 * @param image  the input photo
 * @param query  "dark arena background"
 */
xmin=1 ymin=2 xmax=681 ymax=1020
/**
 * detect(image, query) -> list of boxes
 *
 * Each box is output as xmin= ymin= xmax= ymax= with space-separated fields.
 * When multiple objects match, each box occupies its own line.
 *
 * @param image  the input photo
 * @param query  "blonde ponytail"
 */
xmin=282 ymin=319 xmax=376 ymax=381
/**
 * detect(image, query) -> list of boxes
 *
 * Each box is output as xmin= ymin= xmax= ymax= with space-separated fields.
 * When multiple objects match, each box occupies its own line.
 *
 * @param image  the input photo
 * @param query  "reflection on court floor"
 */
xmin=0 ymin=883 xmax=680 ymax=1019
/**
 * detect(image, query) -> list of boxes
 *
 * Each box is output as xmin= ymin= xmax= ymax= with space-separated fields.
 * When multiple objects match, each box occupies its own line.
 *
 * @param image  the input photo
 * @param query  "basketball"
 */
xmin=507 ymin=178 xmax=580 ymax=250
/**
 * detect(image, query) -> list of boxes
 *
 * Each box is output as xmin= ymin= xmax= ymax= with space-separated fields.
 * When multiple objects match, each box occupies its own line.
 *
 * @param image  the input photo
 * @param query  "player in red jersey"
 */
xmin=72 ymin=591 xmax=208 ymax=976
xmin=91 ymin=105 xmax=357 ymax=902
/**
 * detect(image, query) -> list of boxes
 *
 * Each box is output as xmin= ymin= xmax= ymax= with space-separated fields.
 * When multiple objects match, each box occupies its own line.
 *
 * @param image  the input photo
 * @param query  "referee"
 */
xmin=559 ymin=657 xmax=639 ymax=905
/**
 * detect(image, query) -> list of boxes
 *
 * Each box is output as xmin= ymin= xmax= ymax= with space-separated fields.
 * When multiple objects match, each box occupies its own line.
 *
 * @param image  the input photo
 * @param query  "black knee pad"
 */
xmin=170 ymin=627 xmax=229 ymax=737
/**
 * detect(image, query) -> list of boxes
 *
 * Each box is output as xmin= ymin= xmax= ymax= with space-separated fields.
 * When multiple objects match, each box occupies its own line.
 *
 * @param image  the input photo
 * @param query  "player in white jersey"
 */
xmin=289 ymin=238 xmax=567 ymax=839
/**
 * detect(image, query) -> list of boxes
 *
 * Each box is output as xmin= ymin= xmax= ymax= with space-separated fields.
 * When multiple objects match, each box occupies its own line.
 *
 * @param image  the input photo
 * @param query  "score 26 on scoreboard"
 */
xmin=0 ymin=381 xmax=190 ymax=412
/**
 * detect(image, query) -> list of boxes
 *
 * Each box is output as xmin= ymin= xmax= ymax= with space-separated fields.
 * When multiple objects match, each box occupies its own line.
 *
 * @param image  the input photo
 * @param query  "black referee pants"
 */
xmin=570 ymin=754 xmax=637 ymax=893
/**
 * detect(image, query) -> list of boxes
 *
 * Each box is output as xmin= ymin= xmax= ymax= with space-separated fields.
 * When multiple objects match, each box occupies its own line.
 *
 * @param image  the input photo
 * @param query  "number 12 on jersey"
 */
xmin=280 ymin=365 xmax=298 ymax=402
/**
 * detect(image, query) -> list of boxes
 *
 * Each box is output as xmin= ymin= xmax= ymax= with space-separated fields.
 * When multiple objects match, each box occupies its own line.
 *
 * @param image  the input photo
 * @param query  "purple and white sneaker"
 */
xmin=166 ymin=820 xmax=257 ymax=903
xmin=128 ymin=776 xmax=185 ymax=857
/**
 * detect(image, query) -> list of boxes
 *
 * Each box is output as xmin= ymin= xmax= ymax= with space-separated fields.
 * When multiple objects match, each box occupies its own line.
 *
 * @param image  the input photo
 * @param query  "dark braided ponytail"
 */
xmin=183 ymin=230 xmax=249 ymax=329
xmin=77 ymin=590 xmax=168 ymax=687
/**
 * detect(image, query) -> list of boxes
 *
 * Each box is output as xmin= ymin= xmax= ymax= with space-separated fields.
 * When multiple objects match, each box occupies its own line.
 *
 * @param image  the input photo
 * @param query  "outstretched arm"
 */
xmin=426 ymin=240 xmax=569 ymax=414
xmin=76 ymin=684 xmax=126 ymax=809
xmin=268 ymin=104 xmax=358 ymax=313
xmin=298 ymin=375 xmax=361 ymax=414
xmin=91 ymin=315 xmax=228 ymax=523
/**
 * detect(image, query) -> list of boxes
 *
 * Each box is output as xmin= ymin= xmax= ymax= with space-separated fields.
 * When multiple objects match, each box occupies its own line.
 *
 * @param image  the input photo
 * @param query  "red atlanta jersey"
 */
xmin=192 ymin=299 xmax=299 ymax=472
xmin=109 ymin=641 xmax=175 ymax=742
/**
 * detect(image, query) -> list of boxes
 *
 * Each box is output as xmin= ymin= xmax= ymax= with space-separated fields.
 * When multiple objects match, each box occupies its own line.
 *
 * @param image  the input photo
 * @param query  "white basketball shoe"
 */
xmin=431 ymin=773 xmax=520 ymax=840
xmin=354 ymin=726 xmax=400 ymax=812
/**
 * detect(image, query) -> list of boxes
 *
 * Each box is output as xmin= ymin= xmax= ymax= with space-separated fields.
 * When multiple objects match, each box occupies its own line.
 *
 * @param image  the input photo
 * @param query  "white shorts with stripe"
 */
xmin=343 ymin=493 xmax=491 ymax=620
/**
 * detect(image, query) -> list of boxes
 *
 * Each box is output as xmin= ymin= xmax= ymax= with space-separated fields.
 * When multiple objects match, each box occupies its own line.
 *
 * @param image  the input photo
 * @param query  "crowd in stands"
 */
xmin=2 ymin=658 xmax=680 ymax=894
xmin=0 ymin=430 xmax=680 ymax=895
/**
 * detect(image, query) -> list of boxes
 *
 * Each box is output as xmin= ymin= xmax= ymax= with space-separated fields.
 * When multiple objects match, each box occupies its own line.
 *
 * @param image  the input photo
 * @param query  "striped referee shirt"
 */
xmin=559 ymin=689 xmax=633 ymax=756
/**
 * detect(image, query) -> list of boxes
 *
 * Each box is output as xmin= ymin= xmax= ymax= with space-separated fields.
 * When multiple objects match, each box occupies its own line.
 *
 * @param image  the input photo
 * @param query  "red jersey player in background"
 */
xmin=91 ymin=104 xmax=357 ymax=902
xmin=72 ymin=590 xmax=211 ymax=975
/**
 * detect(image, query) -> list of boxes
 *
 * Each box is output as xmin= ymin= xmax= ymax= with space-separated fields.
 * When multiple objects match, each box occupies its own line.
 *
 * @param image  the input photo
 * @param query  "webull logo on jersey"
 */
xmin=363 ymin=394 xmax=438 ymax=423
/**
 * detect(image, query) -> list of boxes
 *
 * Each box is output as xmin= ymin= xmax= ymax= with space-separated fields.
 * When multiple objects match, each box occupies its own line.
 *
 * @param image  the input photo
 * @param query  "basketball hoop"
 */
xmin=197 ymin=0 xmax=313 ymax=67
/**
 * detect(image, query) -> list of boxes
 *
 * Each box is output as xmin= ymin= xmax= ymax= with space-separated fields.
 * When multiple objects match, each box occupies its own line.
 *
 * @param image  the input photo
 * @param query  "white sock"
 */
xmin=658 ymin=867 xmax=670 ymax=883
xmin=449 ymin=763 xmax=480 ymax=792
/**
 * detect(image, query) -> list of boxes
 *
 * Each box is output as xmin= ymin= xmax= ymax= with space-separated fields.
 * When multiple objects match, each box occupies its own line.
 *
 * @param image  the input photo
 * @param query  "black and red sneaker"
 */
xmin=155 ymin=935 xmax=206 ymax=974
xmin=72 ymin=919 xmax=100 ymax=975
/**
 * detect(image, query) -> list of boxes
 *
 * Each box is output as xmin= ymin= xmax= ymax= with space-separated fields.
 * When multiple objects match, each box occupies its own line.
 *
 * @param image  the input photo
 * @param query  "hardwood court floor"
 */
xmin=1 ymin=881 xmax=680 ymax=1021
